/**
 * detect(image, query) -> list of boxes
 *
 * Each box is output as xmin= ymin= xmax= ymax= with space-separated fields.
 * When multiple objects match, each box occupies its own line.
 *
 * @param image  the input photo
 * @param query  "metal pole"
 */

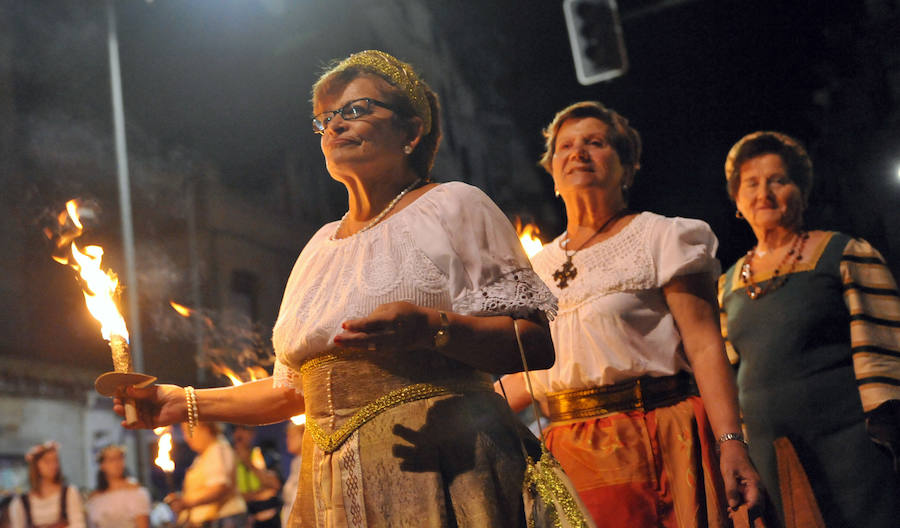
xmin=106 ymin=0 xmax=149 ymax=485
xmin=185 ymin=178 xmax=206 ymax=382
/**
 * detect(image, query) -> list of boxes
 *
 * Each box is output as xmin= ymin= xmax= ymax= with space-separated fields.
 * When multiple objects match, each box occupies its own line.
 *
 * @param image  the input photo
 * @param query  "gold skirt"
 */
xmin=288 ymin=349 xmax=536 ymax=528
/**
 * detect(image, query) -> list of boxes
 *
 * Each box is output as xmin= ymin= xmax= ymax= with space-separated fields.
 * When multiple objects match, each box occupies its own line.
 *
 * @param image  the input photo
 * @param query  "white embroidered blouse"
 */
xmin=86 ymin=485 xmax=150 ymax=528
xmin=271 ymin=182 xmax=556 ymax=391
xmin=528 ymin=212 xmax=720 ymax=397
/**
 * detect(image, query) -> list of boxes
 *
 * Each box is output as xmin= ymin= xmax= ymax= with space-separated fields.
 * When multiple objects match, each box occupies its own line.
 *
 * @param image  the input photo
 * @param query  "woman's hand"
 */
xmin=164 ymin=492 xmax=185 ymax=514
xmin=113 ymin=384 xmax=185 ymax=429
xmin=335 ymin=301 xmax=437 ymax=352
xmin=719 ymin=441 xmax=764 ymax=514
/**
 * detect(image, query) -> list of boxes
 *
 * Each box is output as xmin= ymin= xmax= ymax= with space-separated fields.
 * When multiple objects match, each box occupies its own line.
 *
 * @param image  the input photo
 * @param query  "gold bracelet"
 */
xmin=184 ymin=386 xmax=198 ymax=437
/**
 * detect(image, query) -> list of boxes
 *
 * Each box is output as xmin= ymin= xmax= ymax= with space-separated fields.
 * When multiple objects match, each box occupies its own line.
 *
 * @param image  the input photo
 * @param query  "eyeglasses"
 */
xmin=312 ymin=98 xmax=398 ymax=134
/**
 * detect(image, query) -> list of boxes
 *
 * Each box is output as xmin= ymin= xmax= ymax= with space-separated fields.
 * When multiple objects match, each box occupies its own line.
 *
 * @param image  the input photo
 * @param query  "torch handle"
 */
xmin=124 ymin=397 xmax=138 ymax=425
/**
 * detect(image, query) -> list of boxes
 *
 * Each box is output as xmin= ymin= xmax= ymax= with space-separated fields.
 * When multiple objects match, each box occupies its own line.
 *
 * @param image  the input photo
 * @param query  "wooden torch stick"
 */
xmin=109 ymin=334 xmax=138 ymax=425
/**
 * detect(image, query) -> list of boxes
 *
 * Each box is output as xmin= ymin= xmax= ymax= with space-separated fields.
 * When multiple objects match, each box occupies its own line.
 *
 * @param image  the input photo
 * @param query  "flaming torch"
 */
xmin=515 ymin=218 xmax=544 ymax=259
xmin=153 ymin=426 xmax=176 ymax=492
xmin=50 ymin=200 xmax=156 ymax=424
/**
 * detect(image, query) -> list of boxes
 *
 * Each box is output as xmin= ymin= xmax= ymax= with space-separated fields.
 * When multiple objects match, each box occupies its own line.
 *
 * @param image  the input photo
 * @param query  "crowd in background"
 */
xmin=0 ymin=423 xmax=304 ymax=528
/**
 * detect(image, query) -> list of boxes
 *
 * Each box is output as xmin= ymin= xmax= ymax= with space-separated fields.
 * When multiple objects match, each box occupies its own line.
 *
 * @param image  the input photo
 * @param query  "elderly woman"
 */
xmin=501 ymin=101 xmax=762 ymax=527
xmin=8 ymin=442 xmax=86 ymax=528
xmin=718 ymin=131 xmax=900 ymax=527
xmin=86 ymin=445 xmax=150 ymax=528
xmin=116 ymin=50 xmax=556 ymax=527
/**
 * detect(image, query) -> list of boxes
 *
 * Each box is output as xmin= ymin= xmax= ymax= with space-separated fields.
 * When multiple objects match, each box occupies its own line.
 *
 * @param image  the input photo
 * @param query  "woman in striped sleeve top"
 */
xmin=719 ymin=131 xmax=900 ymax=527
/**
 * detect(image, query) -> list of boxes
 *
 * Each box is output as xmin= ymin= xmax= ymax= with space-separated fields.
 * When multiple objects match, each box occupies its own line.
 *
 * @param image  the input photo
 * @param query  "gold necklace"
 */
xmin=552 ymin=209 xmax=628 ymax=289
xmin=740 ymin=231 xmax=809 ymax=299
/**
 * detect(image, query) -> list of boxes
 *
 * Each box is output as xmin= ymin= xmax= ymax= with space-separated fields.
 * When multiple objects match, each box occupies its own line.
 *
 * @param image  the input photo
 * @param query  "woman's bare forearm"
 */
xmin=664 ymin=273 xmax=743 ymax=436
xmin=195 ymin=379 xmax=305 ymax=425
xmin=436 ymin=311 xmax=554 ymax=374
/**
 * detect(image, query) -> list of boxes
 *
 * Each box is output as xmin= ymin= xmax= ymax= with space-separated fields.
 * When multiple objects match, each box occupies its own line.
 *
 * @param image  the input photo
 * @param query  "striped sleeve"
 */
xmin=718 ymin=273 xmax=740 ymax=365
xmin=840 ymin=237 xmax=900 ymax=412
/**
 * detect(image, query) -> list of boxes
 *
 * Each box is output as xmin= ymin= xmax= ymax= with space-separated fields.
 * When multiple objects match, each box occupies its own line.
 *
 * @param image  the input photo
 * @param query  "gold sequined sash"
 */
xmin=306 ymin=379 xmax=493 ymax=453
xmin=546 ymin=371 xmax=698 ymax=423
xmin=300 ymin=351 xmax=494 ymax=453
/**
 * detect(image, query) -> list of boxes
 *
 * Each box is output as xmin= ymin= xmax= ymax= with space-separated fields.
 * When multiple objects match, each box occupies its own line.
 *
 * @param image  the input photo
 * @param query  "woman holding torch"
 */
xmin=116 ymin=50 xmax=559 ymax=527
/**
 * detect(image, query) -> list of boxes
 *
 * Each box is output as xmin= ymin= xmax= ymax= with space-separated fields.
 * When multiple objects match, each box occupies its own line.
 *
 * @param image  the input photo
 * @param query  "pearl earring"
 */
xmin=403 ymin=145 xmax=413 ymax=154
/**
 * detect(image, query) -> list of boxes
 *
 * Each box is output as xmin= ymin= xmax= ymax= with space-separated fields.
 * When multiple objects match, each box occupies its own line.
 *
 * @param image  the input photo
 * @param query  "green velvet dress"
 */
xmin=719 ymin=232 xmax=900 ymax=527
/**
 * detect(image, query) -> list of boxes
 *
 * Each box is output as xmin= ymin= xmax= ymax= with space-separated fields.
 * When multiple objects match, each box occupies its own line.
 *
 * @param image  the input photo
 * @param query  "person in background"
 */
xmin=166 ymin=422 xmax=247 ymax=528
xmin=8 ymin=441 xmax=86 ymax=528
xmin=231 ymin=425 xmax=281 ymax=528
xmin=500 ymin=100 xmax=763 ymax=527
xmin=280 ymin=423 xmax=303 ymax=528
xmin=718 ymin=131 xmax=900 ymax=527
xmin=85 ymin=445 xmax=150 ymax=528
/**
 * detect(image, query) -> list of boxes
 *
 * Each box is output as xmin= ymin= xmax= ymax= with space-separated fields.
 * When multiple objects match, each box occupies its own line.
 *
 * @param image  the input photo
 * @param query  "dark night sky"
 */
xmin=107 ymin=0 xmax=898 ymax=265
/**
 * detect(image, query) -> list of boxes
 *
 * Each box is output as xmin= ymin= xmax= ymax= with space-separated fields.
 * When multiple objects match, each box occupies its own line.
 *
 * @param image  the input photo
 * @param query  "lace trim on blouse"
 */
xmin=273 ymin=359 xmax=300 ymax=391
xmin=454 ymin=266 xmax=557 ymax=320
xmin=535 ymin=213 xmax=655 ymax=311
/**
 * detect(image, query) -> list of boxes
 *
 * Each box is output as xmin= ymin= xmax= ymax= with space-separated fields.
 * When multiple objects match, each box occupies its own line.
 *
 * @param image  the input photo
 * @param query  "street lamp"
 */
xmin=105 ymin=0 xmax=148 ymax=485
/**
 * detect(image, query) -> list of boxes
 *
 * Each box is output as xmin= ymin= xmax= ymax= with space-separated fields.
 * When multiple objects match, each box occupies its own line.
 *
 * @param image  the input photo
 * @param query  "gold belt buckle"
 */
xmin=633 ymin=378 xmax=644 ymax=411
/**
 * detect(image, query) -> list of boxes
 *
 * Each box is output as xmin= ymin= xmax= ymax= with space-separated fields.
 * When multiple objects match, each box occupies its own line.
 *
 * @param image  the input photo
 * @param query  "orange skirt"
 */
xmin=544 ymin=396 xmax=728 ymax=528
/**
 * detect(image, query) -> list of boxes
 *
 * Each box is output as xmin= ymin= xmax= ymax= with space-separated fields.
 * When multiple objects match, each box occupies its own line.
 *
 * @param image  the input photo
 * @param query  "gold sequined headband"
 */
xmin=333 ymin=50 xmax=432 ymax=134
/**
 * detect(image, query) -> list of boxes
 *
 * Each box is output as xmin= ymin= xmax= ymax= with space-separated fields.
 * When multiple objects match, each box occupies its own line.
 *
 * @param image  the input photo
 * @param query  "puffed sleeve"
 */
xmin=840 ymin=236 xmax=900 ymax=413
xmin=410 ymin=182 xmax=556 ymax=318
xmin=650 ymin=215 xmax=721 ymax=287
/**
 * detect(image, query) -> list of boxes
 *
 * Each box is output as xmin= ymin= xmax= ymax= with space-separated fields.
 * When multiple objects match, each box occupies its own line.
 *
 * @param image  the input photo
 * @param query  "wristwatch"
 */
xmin=434 ymin=311 xmax=450 ymax=349
xmin=718 ymin=432 xmax=748 ymax=446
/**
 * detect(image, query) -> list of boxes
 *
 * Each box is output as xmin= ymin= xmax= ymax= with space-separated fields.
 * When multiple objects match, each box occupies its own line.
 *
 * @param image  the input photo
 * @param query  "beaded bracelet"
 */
xmin=184 ymin=386 xmax=198 ymax=437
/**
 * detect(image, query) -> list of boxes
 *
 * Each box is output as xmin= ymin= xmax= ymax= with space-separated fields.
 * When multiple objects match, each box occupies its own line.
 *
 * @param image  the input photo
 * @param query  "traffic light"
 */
xmin=563 ymin=0 xmax=628 ymax=85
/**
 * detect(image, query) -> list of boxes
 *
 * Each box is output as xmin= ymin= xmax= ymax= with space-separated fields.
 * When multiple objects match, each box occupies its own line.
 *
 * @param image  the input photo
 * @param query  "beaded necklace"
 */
xmin=740 ymin=231 xmax=809 ymax=299
xmin=332 ymin=178 xmax=423 ymax=240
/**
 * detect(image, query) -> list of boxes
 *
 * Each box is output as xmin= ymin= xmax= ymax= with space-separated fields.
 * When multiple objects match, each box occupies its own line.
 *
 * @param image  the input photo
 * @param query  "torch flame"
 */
xmin=170 ymin=301 xmax=192 ymax=317
xmin=250 ymin=446 xmax=266 ymax=470
xmin=516 ymin=220 xmax=544 ymax=259
xmin=153 ymin=428 xmax=175 ymax=473
xmin=211 ymin=364 xmax=244 ymax=386
xmin=169 ymin=300 xmax=215 ymax=330
xmin=246 ymin=366 xmax=268 ymax=382
xmin=66 ymin=200 xmax=83 ymax=230
xmin=52 ymin=200 xmax=129 ymax=342
xmin=69 ymin=242 xmax=129 ymax=341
